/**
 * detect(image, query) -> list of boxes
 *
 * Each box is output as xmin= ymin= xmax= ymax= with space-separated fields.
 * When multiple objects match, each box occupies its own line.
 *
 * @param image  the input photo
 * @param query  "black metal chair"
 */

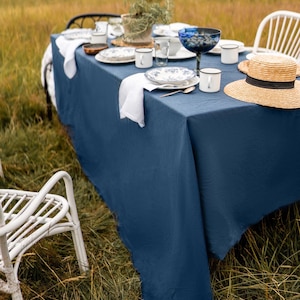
xmin=43 ymin=13 xmax=121 ymax=121
xmin=65 ymin=13 xmax=121 ymax=29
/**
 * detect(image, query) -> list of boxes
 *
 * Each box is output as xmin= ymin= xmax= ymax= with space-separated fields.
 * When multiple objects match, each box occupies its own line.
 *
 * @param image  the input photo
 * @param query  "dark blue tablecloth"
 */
xmin=51 ymin=35 xmax=300 ymax=300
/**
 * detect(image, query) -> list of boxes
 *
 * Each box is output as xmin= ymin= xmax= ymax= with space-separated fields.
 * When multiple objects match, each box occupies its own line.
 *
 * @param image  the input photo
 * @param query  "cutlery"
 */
xmin=160 ymin=86 xmax=195 ymax=97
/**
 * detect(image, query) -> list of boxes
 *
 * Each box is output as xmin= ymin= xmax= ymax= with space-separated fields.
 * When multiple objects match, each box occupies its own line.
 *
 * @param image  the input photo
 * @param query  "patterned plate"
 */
xmin=145 ymin=67 xmax=195 ymax=84
xmin=98 ymin=47 xmax=135 ymax=61
xmin=61 ymin=28 xmax=92 ymax=40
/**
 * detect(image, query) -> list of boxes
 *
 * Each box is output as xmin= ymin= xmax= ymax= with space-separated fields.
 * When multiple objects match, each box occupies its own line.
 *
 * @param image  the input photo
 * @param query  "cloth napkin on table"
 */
xmin=119 ymin=73 xmax=162 ymax=128
xmin=55 ymin=35 xmax=89 ymax=79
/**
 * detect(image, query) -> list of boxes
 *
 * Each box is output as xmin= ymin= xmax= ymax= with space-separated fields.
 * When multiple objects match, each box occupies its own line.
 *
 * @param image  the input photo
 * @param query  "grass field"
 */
xmin=0 ymin=0 xmax=300 ymax=299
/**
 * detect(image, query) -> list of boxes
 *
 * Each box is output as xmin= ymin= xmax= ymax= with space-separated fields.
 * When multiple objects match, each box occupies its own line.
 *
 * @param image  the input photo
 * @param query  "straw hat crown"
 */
xmin=248 ymin=55 xmax=297 ymax=82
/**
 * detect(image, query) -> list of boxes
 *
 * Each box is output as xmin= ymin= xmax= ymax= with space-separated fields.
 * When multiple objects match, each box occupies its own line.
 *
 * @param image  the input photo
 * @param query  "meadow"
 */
xmin=0 ymin=0 xmax=299 ymax=299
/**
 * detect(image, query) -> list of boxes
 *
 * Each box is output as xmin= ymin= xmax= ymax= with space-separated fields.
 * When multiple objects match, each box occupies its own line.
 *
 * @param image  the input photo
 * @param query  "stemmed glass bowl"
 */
xmin=178 ymin=27 xmax=221 ymax=76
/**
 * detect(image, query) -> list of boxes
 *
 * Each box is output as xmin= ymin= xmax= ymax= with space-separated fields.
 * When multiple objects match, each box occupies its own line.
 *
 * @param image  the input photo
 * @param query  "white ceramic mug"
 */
xmin=154 ymin=37 xmax=181 ymax=56
xmin=91 ymin=32 xmax=107 ymax=44
xmin=135 ymin=48 xmax=153 ymax=68
xmin=154 ymin=39 xmax=170 ymax=66
xmin=199 ymin=68 xmax=222 ymax=93
xmin=168 ymin=37 xmax=181 ymax=56
xmin=108 ymin=17 xmax=123 ymax=37
xmin=221 ymin=44 xmax=239 ymax=64
xmin=95 ymin=21 xmax=108 ymax=34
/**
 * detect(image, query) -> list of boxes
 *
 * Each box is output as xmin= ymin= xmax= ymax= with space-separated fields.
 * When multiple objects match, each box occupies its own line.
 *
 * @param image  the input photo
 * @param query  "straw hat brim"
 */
xmin=224 ymin=79 xmax=300 ymax=109
xmin=238 ymin=60 xmax=300 ymax=77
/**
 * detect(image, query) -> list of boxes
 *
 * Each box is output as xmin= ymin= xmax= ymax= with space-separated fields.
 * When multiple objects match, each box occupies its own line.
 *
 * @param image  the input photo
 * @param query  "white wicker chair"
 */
xmin=0 ymin=171 xmax=89 ymax=299
xmin=252 ymin=10 xmax=300 ymax=61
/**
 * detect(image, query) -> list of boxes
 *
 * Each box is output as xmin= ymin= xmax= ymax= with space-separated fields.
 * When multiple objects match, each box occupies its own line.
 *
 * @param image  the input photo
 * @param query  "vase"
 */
xmin=121 ymin=13 xmax=153 ymax=45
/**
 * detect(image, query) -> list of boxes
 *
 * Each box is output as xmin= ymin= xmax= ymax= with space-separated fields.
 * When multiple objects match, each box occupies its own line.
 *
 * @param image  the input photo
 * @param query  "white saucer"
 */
xmin=209 ymin=39 xmax=245 ymax=54
xmin=168 ymin=47 xmax=196 ymax=60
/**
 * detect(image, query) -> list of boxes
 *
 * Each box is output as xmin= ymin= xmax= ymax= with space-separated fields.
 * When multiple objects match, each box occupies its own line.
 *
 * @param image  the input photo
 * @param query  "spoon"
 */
xmin=160 ymin=86 xmax=195 ymax=97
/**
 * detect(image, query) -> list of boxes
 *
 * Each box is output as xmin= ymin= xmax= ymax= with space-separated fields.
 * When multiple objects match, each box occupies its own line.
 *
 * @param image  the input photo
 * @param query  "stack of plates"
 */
xmin=145 ymin=67 xmax=199 ymax=90
xmin=95 ymin=47 xmax=135 ymax=63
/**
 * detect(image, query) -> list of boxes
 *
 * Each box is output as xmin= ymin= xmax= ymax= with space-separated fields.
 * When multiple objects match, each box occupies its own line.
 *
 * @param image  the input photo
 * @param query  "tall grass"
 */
xmin=0 ymin=0 xmax=299 ymax=299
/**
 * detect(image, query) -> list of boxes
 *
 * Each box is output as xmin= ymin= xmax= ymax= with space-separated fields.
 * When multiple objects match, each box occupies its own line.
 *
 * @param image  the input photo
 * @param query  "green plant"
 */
xmin=123 ymin=0 xmax=172 ymax=40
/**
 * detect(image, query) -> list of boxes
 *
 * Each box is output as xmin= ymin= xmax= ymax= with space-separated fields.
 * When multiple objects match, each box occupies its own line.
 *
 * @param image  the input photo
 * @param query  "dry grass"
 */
xmin=0 ymin=0 xmax=300 ymax=299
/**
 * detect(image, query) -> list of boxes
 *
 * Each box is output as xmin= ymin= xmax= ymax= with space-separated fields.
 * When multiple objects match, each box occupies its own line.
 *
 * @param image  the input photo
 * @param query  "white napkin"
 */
xmin=119 ymin=73 xmax=162 ymax=128
xmin=55 ymin=35 xmax=89 ymax=78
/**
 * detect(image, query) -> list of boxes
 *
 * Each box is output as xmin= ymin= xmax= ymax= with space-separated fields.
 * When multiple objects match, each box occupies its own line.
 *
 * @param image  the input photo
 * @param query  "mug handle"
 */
xmin=208 ymin=75 xmax=212 ymax=89
xmin=140 ymin=54 xmax=144 ymax=66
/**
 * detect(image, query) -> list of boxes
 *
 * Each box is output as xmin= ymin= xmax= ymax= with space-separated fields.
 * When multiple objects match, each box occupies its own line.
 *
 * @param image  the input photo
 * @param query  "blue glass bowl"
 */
xmin=178 ymin=27 xmax=221 ymax=54
xmin=178 ymin=27 xmax=221 ymax=76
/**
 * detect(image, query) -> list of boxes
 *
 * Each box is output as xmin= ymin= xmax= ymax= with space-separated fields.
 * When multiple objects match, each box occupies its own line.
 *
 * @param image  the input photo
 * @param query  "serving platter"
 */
xmin=145 ymin=67 xmax=195 ymax=84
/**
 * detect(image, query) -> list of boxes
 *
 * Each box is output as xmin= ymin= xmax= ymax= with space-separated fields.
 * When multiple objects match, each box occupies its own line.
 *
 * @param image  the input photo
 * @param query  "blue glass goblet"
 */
xmin=178 ymin=27 xmax=221 ymax=76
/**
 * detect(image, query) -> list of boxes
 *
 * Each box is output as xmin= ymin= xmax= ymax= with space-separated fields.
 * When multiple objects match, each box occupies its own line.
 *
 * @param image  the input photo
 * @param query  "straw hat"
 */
xmin=238 ymin=58 xmax=300 ymax=77
xmin=224 ymin=54 xmax=300 ymax=109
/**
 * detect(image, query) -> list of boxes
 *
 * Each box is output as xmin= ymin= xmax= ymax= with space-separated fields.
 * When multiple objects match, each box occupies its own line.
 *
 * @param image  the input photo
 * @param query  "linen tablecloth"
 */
xmin=51 ymin=34 xmax=300 ymax=300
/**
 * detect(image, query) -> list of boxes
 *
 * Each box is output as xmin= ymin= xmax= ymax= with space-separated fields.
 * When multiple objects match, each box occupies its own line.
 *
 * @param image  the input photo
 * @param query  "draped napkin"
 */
xmin=55 ymin=35 xmax=89 ymax=79
xmin=119 ymin=73 xmax=163 ymax=127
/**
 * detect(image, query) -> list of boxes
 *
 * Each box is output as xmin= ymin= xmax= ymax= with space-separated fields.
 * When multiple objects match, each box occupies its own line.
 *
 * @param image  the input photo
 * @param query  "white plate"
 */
xmin=61 ymin=28 xmax=92 ymax=40
xmin=153 ymin=23 xmax=193 ymax=37
xmin=209 ymin=39 xmax=245 ymax=54
xmin=155 ymin=76 xmax=200 ymax=90
xmin=153 ymin=28 xmax=178 ymax=37
xmin=95 ymin=53 xmax=135 ymax=64
xmin=152 ymin=47 xmax=196 ymax=60
xmin=98 ymin=47 xmax=135 ymax=61
xmin=145 ymin=67 xmax=195 ymax=84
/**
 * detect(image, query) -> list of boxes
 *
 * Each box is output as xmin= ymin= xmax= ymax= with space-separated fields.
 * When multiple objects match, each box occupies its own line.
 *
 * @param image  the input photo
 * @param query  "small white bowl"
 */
xmin=155 ymin=37 xmax=182 ymax=56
